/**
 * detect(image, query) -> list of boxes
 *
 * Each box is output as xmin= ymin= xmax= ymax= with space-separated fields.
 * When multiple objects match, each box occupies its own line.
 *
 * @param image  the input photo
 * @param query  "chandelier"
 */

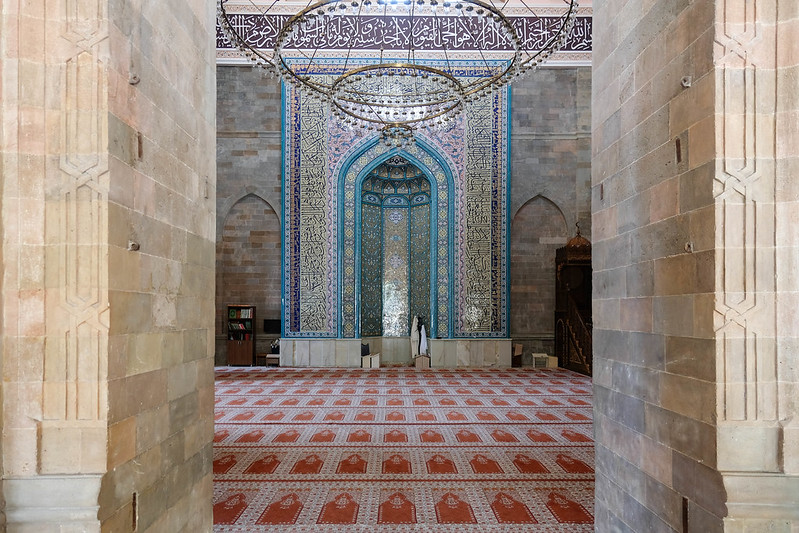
xmin=218 ymin=0 xmax=578 ymax=144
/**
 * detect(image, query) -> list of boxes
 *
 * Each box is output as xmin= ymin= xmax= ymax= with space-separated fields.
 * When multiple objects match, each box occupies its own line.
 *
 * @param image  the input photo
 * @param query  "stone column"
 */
xmin=1 ymin=0 xmax=217 ymax=530
xmin=715 ymin=0 xmax=799 ymax=527
xmin=1 ymin=0 xmax=109 ymax=529
xmin=775 ymin=2 xmax=799 ymax=478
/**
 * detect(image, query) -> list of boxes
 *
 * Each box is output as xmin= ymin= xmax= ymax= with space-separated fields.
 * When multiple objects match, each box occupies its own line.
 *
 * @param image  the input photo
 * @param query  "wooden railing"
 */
xmin=563 ymin=293 xmax=592 ymax=375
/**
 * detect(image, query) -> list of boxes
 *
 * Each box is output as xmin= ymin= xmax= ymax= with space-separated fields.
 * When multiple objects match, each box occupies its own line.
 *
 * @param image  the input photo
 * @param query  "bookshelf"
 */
xmin=227 ymin=304 xmax=255 ymax=366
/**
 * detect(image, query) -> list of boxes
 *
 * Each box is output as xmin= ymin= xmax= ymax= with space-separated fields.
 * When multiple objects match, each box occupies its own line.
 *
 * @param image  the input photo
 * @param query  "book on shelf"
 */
xmin=228 ymin=307 xmax=253 ymax=319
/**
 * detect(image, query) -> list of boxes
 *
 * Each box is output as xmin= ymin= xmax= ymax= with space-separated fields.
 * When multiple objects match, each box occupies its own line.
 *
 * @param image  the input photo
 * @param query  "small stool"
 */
xmin=256 ymin=353 xmax=268 ymax=366
xmin=414 ymin=355 xmax=430 ymax=368
xmin=265 ymin=356 xmax=280 ymax=367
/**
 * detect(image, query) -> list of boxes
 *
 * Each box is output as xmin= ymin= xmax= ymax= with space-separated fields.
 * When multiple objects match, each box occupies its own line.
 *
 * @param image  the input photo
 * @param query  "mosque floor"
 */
xmin=213 ymin=366 xmax=594 ymax=531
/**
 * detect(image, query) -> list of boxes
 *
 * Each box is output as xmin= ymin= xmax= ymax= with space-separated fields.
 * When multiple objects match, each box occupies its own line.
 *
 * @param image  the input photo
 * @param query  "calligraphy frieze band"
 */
xmin=217 ymin=15 xmax=592 ymax=53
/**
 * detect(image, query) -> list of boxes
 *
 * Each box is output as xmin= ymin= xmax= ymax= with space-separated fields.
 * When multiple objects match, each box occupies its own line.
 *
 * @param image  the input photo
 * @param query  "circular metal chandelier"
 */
xmin=218 ymin=0 xmax=578 ymax=143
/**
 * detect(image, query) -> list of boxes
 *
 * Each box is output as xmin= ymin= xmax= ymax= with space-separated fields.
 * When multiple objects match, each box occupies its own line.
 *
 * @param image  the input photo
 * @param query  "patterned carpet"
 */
xmin=213 ymin=366 xmax=594 ymax=532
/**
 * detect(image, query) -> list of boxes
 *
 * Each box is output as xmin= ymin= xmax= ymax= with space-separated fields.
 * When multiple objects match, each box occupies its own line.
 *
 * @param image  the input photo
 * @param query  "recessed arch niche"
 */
xmin=216 ymin=194 xmax=282 ymax=358
xmin=510 ymin=195 xmax=569 ymax=340
xmin=337 ymin=139 xmax=456 ymax=362
xmin=359 ymin=157 xmax=433 ymax=338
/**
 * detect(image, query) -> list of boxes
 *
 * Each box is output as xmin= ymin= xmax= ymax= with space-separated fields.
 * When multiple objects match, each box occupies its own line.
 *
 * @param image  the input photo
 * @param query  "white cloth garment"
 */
xmin=419 ymin=325 xmax=428 ymax=355
xmin=411 ymin=316 xmax=420 ymax=357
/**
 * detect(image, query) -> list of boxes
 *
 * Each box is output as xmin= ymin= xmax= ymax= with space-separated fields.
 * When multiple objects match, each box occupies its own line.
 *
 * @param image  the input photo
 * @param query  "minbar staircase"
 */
xmin=554 ymin=224 xmax=592 ymax=376
xmin=557 ymin=293 xmax=592 ymax=375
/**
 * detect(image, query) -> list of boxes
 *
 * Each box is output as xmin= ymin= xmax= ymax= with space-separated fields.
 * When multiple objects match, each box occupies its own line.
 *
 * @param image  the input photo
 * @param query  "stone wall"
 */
xmin=591 ymin=0 xmax=723 ymax=529
xmin=592 ymin=0 xmax=799 ymax=530
xmin=100 ymin=0 xmax=218 ymax=529
xmin=216 ymin=67 xmax=282 ymax=363
xmin=509 ymin=67 xmax=591 ymax=359
xmin=214 ymin=66 xmax=592 ymax=362
xmin=0 ymin=0 xmax=217 ymax=530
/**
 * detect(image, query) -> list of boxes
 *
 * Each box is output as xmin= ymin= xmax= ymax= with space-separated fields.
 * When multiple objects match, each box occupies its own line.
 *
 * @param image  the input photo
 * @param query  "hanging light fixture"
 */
xmin=218 ymin=0 xmax=578 ymax=143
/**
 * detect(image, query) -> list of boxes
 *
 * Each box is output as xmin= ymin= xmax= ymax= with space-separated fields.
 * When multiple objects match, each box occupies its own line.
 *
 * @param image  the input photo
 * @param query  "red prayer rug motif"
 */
xmin=214 ymin=367 xmax=594 ymax=531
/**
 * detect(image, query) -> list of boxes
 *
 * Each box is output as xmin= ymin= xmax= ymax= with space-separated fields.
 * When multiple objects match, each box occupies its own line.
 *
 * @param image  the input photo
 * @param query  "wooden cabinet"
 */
xmin=227 ymin=305 xmax=255 ymax=366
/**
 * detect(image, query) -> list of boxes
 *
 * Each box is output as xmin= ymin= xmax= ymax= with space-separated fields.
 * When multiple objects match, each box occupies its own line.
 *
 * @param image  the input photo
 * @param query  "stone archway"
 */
xmin=510 ymin=195 xmax=570 ymax=355
xmin=216 ymin=194 xmax=282 ymax=362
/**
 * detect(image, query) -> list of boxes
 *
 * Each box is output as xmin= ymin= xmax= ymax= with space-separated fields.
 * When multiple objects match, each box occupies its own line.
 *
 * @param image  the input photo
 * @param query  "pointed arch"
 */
xmin=335 ymin=137 xmax=456 ymax=339
xmin=217 ymin=188 xmax=280 ymax=241
xmin=512 ymin=195 xmax=569 ymax=236
xmin=509 ymin=194 xmax=570 ymax=338
xmin=511 ymin=191 xmax=575 ymax=234
xmin=216 ymin=194 xmax=281 ymax=340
